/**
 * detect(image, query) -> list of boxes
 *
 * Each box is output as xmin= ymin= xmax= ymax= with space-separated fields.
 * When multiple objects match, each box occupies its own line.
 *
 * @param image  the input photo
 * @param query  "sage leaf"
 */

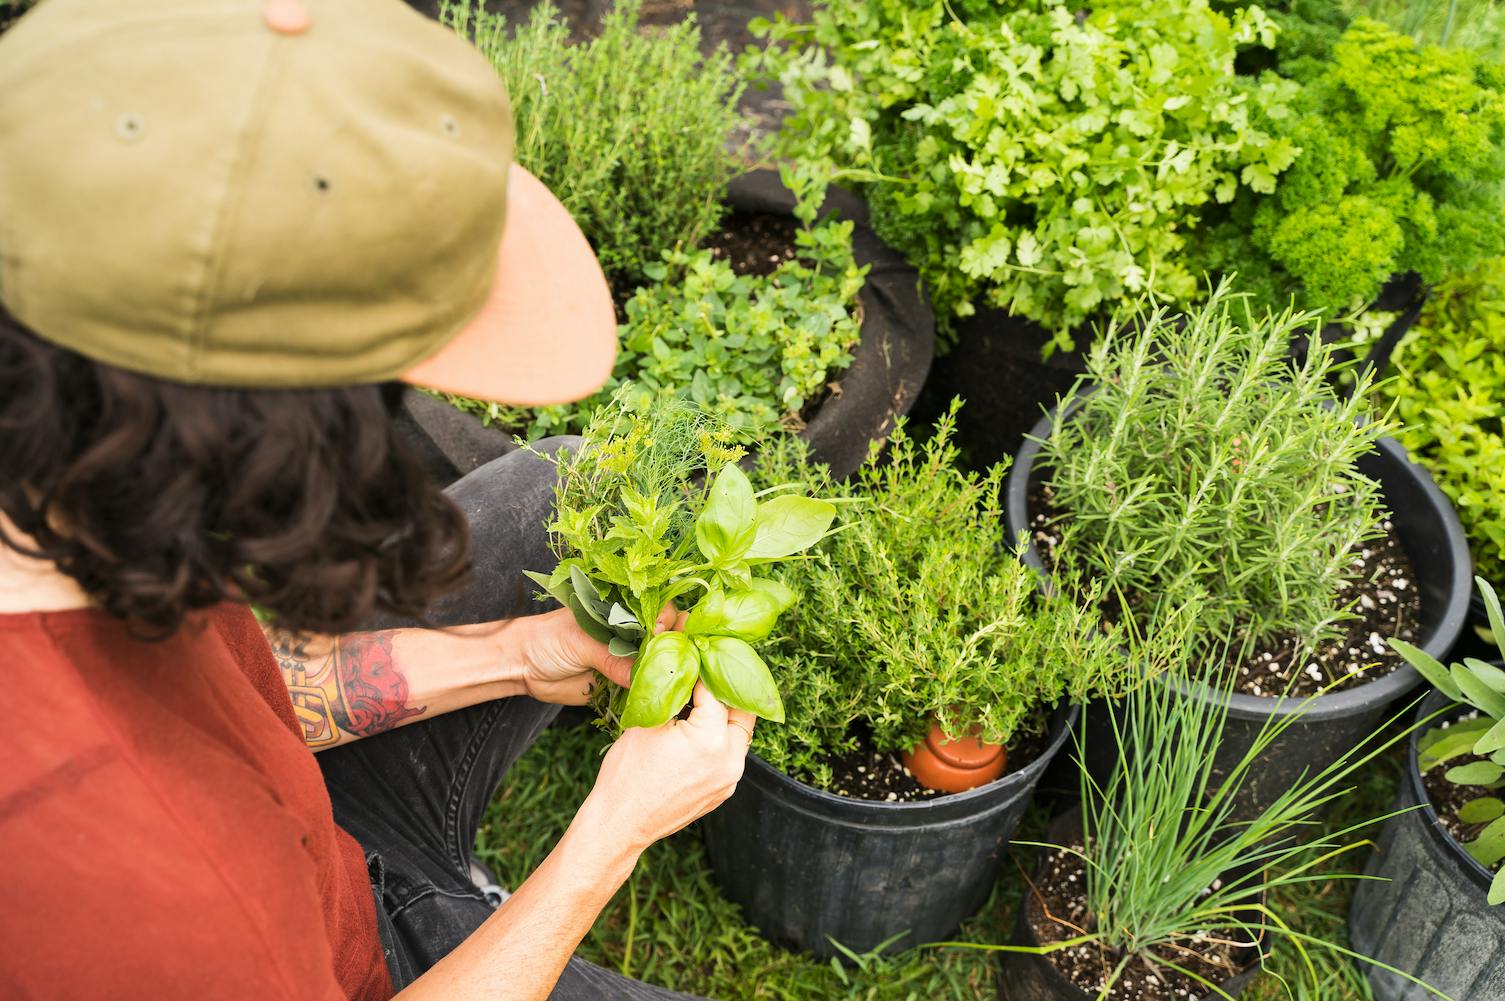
xmin=1390 ymin=639 xmax=1462 ymax=701
xmin=608 ymin=602 xmax=646 ymax=637
xmin=523 ymin=568 xmax=572 ymax=607
xmin=686 ymin=587 xmax=784 ymax=642
xmin=697 ymin=635 xmax=784 ymax=722
xmin=1465 ymin=816 xmax=1505 ymax=869
xmin=570 ymin=566 xmax=611 ymax=622
xmin=608 ymin=636 xmax=640 ymax=659
xmin=567 ymin=595 xmax=615 ymax=644
xmin=746 ymin=495 xmax=837 ymax=560
xmin=1445 ymin=761 xmax=1505 ymax=787
xmin=1457 ymin=797 xmax=1504 ymax=825
xmin=695 ymin=464 xmax=757 ymax=566
xmin=620 ymin=631 xmax=700 ymax=729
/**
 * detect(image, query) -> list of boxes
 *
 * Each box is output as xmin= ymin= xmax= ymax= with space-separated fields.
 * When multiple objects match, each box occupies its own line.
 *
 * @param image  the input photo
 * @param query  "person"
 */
xmin=0 ymin=1 xmax=754 ymax=998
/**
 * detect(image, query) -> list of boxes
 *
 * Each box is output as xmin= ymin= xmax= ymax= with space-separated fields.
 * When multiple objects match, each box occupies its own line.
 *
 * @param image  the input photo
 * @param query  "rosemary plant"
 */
xmin=1041 ymin=280 xmax=1396 ymax=658
xmin=750 ymin=404 xmax=1128 ymax=789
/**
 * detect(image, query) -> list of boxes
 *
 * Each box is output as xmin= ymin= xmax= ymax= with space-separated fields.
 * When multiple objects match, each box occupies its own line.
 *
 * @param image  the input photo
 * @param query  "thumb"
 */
xmin=685 ymin=680 xmax=729 ymax=732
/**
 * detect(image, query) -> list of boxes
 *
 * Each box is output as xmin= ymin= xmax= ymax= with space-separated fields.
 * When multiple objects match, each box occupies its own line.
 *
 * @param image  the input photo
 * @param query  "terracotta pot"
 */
xmin=903 ymin=722 xmax=1007 ymax=793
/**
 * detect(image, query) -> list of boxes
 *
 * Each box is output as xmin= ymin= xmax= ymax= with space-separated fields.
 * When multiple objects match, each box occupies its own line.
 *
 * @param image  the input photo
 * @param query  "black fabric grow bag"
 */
xmin=1005 ymin=400 xmax=1472 ymax=816
xmin=997 ymin=811 xmax=1264 ymax=1001
xmin=700 ymin=704 xmax=1077 ymax=958
xmin=398 ymin=169 xmax=934 ymax=484
xmin=1349 ymin=689 xmax=1505 ymax=1001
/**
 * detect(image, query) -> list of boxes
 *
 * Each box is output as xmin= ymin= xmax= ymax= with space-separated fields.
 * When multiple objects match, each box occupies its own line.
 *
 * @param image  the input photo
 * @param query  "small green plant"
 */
xmin=748 ymin=0 xmax=1301 ymax=349
xmin=1391 ymin=576 xmax=1505 ymax=905
xmin=1378 ymin=258 xmax=1505 ymax=583
xmin=749 ymin=404 xmax=1127 ymax=789
xmin=444 ymin=0 xmax=744 ymax=283
xmin=451 ymin=218 xmax=866 ymax=440
xmin=1338 ymin=0 xmax=1505 ymax=57
xmin=1187 ymin=15 xmax=1505 ymax=314
xmin=1040 ymin=280 xmax=1396 ymax=658
xmin=974 ymin=638 xmax=1438 ymax=999
xmin=527 ymin=395 xmax=835 ymax=729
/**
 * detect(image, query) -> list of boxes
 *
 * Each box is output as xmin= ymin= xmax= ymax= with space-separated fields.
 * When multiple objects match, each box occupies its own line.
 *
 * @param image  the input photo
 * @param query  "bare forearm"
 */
xmin=395 ymin=794 xmax=642 ymax=1001
xmin=265 ymin=622 xmax=531 ymax=748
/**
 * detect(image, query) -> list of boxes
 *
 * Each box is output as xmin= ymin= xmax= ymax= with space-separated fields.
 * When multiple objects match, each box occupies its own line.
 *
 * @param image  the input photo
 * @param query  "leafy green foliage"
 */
xmin=748 ymin=0 xmax=1300 ymax=349
xmin=447 ymin=219 xmax=865 ymax=441
xmin=1041 ymin=281 xmax=1395 ymax=659
xmin=1378 ymin=258 xmax=1505 ymax=582
xmin=1187 ymin=15 xmax=1505 ymax=313
xmin=444 ymin=0 xmax=744 ymax=283
xmin=749 ymin=404 xmax=1128 ymax=789
xmin=529 ymin=396 xmax=833 ymax=728
xmin=1394 ymin=576 xmax=1505 ymax=904
xmin=1338 ymin=0 xmax=1505 ymax=56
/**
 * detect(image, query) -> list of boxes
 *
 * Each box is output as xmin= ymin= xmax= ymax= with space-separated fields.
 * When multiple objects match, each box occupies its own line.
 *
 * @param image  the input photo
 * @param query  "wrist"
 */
xmin=572 ymin=789 xmax=648 ymax=875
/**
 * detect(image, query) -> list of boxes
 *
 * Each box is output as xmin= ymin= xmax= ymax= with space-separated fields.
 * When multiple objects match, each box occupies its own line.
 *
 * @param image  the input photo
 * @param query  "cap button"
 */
xmin=263 ymin=0 xmax=310 ymax=35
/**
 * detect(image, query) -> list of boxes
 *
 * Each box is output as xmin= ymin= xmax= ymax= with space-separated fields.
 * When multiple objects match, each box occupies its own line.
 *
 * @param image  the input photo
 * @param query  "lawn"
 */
xmin=476 ymin=720 xmax=1405 ymax=1001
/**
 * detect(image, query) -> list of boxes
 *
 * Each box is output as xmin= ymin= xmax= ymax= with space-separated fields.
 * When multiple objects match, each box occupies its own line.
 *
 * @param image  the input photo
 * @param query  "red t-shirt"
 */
xmin=0 ymin=603 xmax=391 ymax=1000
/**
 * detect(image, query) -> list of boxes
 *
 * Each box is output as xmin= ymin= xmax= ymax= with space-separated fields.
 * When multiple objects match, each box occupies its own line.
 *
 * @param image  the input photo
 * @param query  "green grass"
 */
xmin=476 ymin=722 xmax=1404 ymax=1000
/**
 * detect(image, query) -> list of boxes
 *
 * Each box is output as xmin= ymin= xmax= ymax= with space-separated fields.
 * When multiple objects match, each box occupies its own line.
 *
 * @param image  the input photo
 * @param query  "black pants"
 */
xmin=318 ymin=440 xmax=702 ymax=999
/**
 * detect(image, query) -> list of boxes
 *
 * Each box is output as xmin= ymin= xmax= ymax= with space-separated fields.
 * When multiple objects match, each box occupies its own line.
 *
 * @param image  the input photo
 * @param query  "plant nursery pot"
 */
xmin=700 ymin=703 xmax=1077 ymax=958
xmin=997 ymin=811 xmax=1264 ymax=1001
xmin=1006 ymin=399 xmax=1472 ymax=816
xmin=399 ymin=169 xmax=935 ymax=485
xmin=903 ymin=723 xmax=1008 ymax=793
xmin=1349 ymin=688 xmax=1505 ymax=1001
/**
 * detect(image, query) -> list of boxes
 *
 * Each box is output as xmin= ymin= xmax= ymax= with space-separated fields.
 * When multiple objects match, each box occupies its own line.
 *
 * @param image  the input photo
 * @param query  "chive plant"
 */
xmin=1041 ymin=280 xmax=1397 ymax=659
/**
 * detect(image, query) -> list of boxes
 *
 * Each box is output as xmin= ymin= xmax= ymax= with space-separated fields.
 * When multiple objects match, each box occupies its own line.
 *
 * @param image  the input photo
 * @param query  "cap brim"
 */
xmin=402 ymin=164 xmax=617 ymax=407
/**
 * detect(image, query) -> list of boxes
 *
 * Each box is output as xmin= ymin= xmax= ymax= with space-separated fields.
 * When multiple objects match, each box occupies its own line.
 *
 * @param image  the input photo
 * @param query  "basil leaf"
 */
xmin=1390 ymin=638 xmax=1462 ymax=701
xmin=697 ymin=635 xmax=784 ymax=723
xmin=620 ymin=631 xmax=700 ymax=729
xmin=747 ymin=577 xmax=796 ymax=614
xmin=746 ymin=495 xmax=836 ymax=560
xmin=695 ymin=464 xmax=757 ymax=566
xmin=686 ymin=587 xmax=784 ymax=642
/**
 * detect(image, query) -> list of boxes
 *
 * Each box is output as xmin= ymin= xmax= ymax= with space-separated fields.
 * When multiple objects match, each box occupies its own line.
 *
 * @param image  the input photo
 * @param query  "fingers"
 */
xmin=653 ymin=602 xmax=679 ymax=634
xmin=597 ymin=653 xmax=632 ymax=689
xmin=685 ymin=680 xmax=729 ymax=731
xmin=726 ymin=708 xmax=756 ymax=751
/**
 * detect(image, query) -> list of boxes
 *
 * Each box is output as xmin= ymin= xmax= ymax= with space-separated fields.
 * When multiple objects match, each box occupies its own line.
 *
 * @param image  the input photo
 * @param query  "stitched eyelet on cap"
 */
xmin=440 ymin=113 xmax=460 ymax=138
xmin=114 ymin=113 xmax=145 ymax=142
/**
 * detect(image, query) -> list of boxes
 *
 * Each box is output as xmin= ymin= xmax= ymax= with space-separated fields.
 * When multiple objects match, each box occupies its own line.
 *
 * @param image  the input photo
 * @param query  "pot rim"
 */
xmin=1407 ymin=687 xmax=1505 ymax=895
xmin=743 ymin=702 xmax=1078 ymax=814
xmin=1005 ymin=394 xmax=1472 ymax=723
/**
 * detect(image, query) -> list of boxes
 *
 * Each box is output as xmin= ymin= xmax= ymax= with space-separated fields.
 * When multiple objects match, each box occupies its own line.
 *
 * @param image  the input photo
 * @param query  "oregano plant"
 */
xmin=525 ymin=395 xmax=835 ymax=729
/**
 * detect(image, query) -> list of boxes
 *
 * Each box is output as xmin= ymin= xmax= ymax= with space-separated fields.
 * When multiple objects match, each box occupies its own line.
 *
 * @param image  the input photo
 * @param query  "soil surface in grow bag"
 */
xmin=1028 ymin=481 xmax=1423 ymax=699
xmin=814 ymin=725 xmax=1048 ymax=802
xmin=700 ymin=209 xmax=801 ymax=277
xmin=1028 ymin=844 xmax=1260 ymax=1000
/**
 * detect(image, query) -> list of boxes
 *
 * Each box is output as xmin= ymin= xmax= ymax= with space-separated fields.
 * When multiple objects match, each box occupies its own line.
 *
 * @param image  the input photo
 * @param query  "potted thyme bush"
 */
xmin=1005 ymin=282 xmax=1471 ymax=811
xmin=404 ymin=1 xmax=935 ymax=484
xmin=700 ymin=407 xmax=1132 ymax=957
xmin=990 ymin=633 xmax=1439 ymax=1001
xmin=1351 ymin=577 xmax=1505 ymax=1001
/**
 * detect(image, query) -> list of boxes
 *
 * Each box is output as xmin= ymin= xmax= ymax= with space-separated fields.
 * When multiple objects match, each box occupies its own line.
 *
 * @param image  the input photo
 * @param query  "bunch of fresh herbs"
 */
xmin=1378 ymin=258 xmax=1505 ymax=583
xmin=746 ymin=0 xmax=1301 ymax=350
xmin=527 ymin=395 xmax=835 ymax=729
xmin=453 ymin=217 xmax=865 ymax=441
xmin=1391 ymin=576 xmax=1505 ymax=905
xmin=1040 ymin=280 xmax=1395 ymax=660
xmin=749 ymin=404 xmax=1127 ymax=789
xmin=444 ymin=0 xmax=744 ymax=284
xmin=1187 ymin=14 xmax=1505 ymax=314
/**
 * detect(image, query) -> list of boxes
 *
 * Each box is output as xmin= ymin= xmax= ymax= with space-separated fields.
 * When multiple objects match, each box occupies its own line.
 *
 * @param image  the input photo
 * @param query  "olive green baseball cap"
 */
xmin=0 ymin=0 xmax=616 ymax=406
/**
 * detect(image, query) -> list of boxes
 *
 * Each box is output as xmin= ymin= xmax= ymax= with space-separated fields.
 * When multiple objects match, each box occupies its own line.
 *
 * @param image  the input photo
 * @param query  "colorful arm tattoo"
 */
xmin=269 ymin=630 xmax=425 ymax=747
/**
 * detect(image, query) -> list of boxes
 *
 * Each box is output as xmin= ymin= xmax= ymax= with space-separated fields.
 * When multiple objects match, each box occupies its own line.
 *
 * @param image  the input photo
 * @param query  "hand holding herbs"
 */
xmin=526 ymin=398 xmax=835 ymax=730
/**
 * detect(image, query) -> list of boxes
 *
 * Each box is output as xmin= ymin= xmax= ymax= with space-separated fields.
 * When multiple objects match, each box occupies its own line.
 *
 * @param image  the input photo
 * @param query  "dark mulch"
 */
xmin=1028 ymin=478 xmax=1423 ymax=698
xmin=816 ymin=723 xmax=1048 ymax=803
xmin=1420 ymin=712 xmax=1501 ymax=871
xmin=1028 ymin=842 xmax=1260 ymax=1000
xmin=700 ymin=210 xmax=800 ymax=277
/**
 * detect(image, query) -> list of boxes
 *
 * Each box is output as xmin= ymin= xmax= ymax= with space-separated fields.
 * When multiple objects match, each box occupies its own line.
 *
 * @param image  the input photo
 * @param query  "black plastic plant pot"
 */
xmin=1349 ymin=689 xmax=1505 ymax=1000
xmin=399 ymin=169 xmax=935 ymax=485
xmin=700 ymin=704 xmax=1077 ymax=959
xmin=997 ymin=811 xmax=1263 ymax=1001
xmin=1005 ymin=400 xmax=1472 ymax=815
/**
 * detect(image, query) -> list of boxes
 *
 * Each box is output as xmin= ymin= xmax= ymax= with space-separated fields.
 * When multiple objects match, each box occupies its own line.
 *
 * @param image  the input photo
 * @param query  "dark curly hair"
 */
xmin=0 ymin=307 xmax=471 ymax=636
